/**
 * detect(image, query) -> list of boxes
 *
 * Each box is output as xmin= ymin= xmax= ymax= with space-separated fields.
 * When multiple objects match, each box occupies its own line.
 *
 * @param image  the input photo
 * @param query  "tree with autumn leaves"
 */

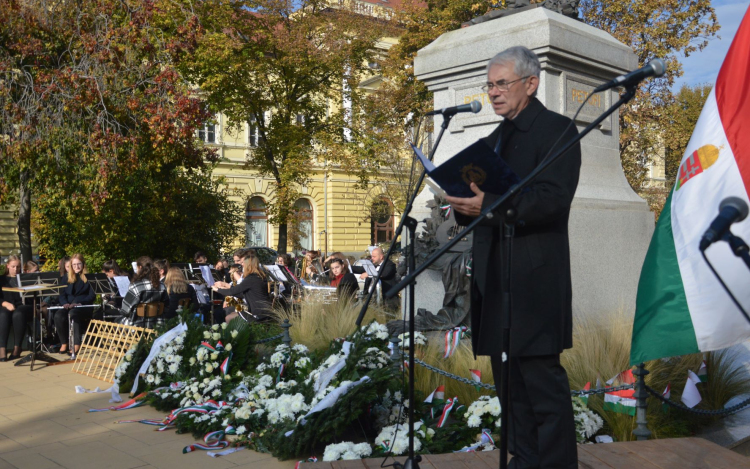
xmin=0 ymin=0 xmax=241 ymax=265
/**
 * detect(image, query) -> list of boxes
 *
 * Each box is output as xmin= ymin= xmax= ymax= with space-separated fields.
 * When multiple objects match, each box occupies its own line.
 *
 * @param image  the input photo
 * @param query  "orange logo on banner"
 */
xmin=676 ymin=145 xmax=720 ymax=191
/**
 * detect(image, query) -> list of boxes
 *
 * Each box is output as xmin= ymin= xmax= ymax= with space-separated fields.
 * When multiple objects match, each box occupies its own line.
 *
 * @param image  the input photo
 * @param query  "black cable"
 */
xmin=700 ymin=250 xmax=750 ymax=325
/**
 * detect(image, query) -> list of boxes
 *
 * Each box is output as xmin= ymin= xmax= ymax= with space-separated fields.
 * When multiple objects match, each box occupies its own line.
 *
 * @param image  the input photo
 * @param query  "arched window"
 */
xmin=371 ymin=198 xmax=394 ymax=245
xmin=246 ymin=197 xmax=268 ymax=247
xmin=293 ymin=198 xmax=313 ymax=252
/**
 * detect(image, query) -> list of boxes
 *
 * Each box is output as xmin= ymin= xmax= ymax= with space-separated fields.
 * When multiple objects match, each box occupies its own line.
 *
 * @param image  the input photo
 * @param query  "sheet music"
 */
xmin=264 ymin=265 xmax=285 ymax=282
xmin=113 ymin=276 xmax=130 ymax=297
xmin=357 ymin=260 xmax=378 ymax=276
xmin=199 ymin=265 xmax=214 ymax=287
xmin=131 ymin=261 xmax=138 ymax=273
xmin=190 ymin=283 xmax=209 ymax=304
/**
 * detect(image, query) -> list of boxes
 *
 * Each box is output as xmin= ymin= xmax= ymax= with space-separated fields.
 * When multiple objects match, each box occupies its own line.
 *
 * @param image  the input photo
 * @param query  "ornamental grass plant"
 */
xmin=562 ymin=309 xmax=750 ymax=442
xmin=413 ymin=335 xmax=494 ymax=407
xmin=271 ymin=297 xmax=395 ymax=353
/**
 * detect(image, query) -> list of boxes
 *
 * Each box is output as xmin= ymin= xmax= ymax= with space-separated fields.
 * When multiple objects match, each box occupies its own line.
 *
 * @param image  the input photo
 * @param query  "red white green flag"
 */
xmin=604 ymin=389 xmax=636 ymax=416
xmin=631 ymin=6 xmax=750 ymax=365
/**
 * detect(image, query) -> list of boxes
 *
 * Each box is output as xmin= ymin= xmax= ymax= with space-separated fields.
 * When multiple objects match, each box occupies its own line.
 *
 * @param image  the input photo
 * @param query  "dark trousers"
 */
xmin=54 ymin=306 xmax=94 ymax=347
xmin=491 ymin=354 xmax=577 ymax=469
xmin=0 ymin=305 xmax=32 ymax=349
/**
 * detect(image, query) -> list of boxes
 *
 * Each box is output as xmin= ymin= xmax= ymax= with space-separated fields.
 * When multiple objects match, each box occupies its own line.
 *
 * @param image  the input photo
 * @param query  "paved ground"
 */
xmin=0 ymin=355 xmax=292 ymax=469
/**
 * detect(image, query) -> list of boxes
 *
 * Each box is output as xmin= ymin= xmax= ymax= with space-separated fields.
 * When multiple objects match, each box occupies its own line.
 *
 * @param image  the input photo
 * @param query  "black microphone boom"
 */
xmin=700 ymin=196 xmax=750 ymax=251
xmin=594 ymin=58 xmax=667 ymax=93
xmin=425 ymin=100 xmax=481 ymax=116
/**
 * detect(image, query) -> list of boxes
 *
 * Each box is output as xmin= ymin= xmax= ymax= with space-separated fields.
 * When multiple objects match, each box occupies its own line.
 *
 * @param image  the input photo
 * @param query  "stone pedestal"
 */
xmin=410 ymin=8 xmax=654 ymax=319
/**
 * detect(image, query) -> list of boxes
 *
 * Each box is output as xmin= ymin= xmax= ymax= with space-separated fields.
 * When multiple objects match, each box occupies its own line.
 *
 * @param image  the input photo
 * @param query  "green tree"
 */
xmin=664 ymin=83 xmax=713 ymax=183
xmin=176 ymin=0 xmax=389 ymax=253
xmin=31 ymin=165 xmax=242 ymax=269
xmin=0 ymin=0 xmax=218 ymax=262
xmin=579 ymin=0 xmax=720 ymax=190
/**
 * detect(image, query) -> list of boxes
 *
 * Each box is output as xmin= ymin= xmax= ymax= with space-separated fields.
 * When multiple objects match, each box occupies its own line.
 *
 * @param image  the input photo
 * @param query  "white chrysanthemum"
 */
xmin=146 ymin=374 xmax=155 ymax=383
xmin=467 ymin=414 xmax=482 ymax=427
xmin=236 ymin=425 xmax=246 ymax=435
xmin=292 ymin=344 xmax=309 ymax=354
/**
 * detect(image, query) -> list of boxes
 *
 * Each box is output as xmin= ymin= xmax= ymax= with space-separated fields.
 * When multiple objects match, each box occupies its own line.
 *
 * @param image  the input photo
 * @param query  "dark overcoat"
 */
xmin=454 ymin=98 xmax=581 ymax=357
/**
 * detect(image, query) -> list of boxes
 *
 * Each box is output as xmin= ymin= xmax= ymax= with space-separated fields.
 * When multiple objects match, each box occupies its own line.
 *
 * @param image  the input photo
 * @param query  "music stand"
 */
xmin=8 ymin=281 xmax=67 ymax=370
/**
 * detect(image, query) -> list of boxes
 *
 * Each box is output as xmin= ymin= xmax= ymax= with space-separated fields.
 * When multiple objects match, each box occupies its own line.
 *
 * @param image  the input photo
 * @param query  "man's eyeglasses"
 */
xmin=481 ymin=76 xmax=530 ymax=93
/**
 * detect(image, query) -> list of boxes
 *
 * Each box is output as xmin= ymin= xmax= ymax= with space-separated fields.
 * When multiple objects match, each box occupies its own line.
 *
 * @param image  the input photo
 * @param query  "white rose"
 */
xmin=206 ymin=364 xmax=214 ymax=373
xmin=212 ymin=324 xmax=220 ymax=331
xmin=189 ymin=357 xmax=196 ymax=365
xmin=212 ymin=333 xmax=221 ymax=341
xmin=231 ymin=330 xmax=238 ymax=338
xmin=225 ymin=343 xmax=232 ymax=351
xmin=203 ymin=331 xmax=211 ymax=339
xmin=221 ymin=322 xmax=227 ymax=330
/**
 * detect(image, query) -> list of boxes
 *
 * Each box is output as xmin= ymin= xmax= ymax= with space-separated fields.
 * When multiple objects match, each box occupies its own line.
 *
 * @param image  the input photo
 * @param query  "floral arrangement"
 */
xmin=108 ymin=313 xmax=605 ymax=461
xmin=572 ymin=397 xmax=604 ymax=443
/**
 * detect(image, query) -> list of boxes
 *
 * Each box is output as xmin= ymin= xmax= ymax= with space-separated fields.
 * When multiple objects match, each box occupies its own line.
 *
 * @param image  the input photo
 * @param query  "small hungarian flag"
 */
xmin=606 ymin=369 xmax=635 ymax=386
xmin=662 ymin=383 xmax=672 ymax=413
xmin=470 ymin=369 xmax=481 ymax=390
xmin=631 ymin=6 xmax=750 ymax=365
xmin=681 ymin=370 xmax=703 ymax=408
xmin=604 ymin=389 xmax=636 ymax=416
xmin=424 ymin=385 xmax=445 ymax=403
xmin=697 ymin=360 xmax=708 ymax=382
xmin=580 ymin=382 xmax=591 ymax=405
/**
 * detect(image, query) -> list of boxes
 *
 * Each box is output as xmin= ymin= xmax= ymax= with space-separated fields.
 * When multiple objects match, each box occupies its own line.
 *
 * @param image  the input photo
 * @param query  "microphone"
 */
xmin=425 ymin=100 xmax=481 ymax=116
xmin=699 ymin=196 xmax=749 ymax=251
xmin=593 ymin=58 xmax=667 ymax=93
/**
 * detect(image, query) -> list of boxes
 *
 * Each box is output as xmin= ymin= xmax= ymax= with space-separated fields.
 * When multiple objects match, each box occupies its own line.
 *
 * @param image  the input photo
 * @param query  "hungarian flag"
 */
xmin=580 ymin=382 xmax=591 ymax=405
xmin=604 ymin=389 xmax=636 ymax=416
xmin=631 ymin=6 xmax=750 ymax=365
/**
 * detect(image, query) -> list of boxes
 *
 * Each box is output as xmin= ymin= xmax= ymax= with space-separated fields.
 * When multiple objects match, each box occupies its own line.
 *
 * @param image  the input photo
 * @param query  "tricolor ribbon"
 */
xmin=198 ymin=341 xmax=218 ymax=353
xmin=183 ymin=428 xmax=230 ymax=453
xmin=444 ymin=327 xmax=468 ymax=358
xmin=440 ymin=204 xmax=452 ymax=218
xmin=295 ymin=457 xmax=319 ymax=468
xmin=424 ymin=385 xmax=445 ymax=404
xmin=436 ymin=397 xmax=458 ymax=428
xmin=165 ymin=400 xmax=233 ymax=426
xmin=215 ymin=341 xmax=225 ymax=351
xmin=88 ymin=392 xmax=147 ymax=412
xmin=220 ymin=353 xmax=232 ymax=375
xmin=454 ymin=428 xmax=495 ymax=453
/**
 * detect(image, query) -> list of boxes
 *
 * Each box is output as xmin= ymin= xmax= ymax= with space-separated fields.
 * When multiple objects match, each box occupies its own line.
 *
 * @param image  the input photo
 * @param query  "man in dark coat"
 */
xmin=351 ymin=247 xmax=398 ymax=307
xmin=447 ymin=46 xmax=581 ymax=469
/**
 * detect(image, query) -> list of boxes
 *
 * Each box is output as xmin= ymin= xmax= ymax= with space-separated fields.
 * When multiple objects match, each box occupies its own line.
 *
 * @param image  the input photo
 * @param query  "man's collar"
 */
xmin=506 ymin=97 xmax=544 ymax=132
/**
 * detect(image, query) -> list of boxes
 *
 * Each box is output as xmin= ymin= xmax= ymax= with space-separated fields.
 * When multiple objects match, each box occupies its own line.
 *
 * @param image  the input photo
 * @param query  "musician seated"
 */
xmin=56 ymin=254 xmax=96 ymax=355
xmin=351 ymin=247 xmax=399 ymax=308
xmin=0 ymin=256 xmax=33 ymax=361
xmin=212 ymin=253 xmax=271 ymax=322
xmin=23 ymin=260 xmax=39 ymax=273
xmin=101 ymin=259 xmax=129 ymax=311
xmin=164 ymin=267 xmax=198 ymax=320
xmin=214 ymin=258 xmax=231 ymax=283
xmin=194 ymin=251 xmax=208 ymax=265
xmin=329 ymin=258 xmax=359 ymax=301
xmin=119 ymin=256 xmax=169 ymax=327
xmin=154 ymin=259 xmax=169 ymax=285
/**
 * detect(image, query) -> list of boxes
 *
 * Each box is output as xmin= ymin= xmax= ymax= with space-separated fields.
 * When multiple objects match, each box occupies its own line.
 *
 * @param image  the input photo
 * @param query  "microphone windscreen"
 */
xmin=469 ymin=100 xmax=482 ymax=113
xmin=720 ymin=196 xmax=749 ymax=222
xmin=650 ymin=58 xmax=667 ymax=77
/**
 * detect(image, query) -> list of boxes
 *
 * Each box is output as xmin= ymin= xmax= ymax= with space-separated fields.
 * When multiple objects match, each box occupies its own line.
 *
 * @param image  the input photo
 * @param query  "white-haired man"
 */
xmin=448 ymin=46 xmax=581 ymax=469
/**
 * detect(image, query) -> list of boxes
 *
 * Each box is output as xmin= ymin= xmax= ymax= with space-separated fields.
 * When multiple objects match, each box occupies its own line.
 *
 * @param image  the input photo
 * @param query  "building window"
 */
xmin=371 ymin=198 xmax=394 ymax=245
xmin=246 ymin=196 xmax=268 ymax=247
xmin=198 ymin=123 xmax=216 ymax=143
xmin=293 ymin=198 xmax=313 ymax=252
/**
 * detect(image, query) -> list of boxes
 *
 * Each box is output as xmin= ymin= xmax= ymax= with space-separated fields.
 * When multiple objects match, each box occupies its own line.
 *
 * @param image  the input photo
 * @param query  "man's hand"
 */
xmin=445 ymin=183 xmax=485 ymax=217
xmin=359 ymin=272 xmax=369 ymax=280
xmin=2 ymin=301 xmax=14 ymax=311
xmin=63 ymin=303 xmax=72 ymax=309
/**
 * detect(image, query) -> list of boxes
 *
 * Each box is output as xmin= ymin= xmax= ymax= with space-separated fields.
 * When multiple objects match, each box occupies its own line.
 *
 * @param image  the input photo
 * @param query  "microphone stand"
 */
xmin=386 ymin=86 xmax=637 ymax=469
xmin=722 ymin=231 xmax=750 ymax=271
xmin=355 ymin=112 xmax=456 ymax=469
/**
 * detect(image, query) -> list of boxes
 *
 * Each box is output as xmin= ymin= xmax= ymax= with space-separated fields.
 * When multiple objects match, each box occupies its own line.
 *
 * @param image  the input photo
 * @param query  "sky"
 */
xmin=673 ymin=0 xmax=750 ymax=91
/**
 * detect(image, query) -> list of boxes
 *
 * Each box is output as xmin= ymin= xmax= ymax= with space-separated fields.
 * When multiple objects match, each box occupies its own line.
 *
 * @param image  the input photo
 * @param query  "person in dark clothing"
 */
xmin=0 ymin=256 xmax=32 ymax=361
xmin=212 ymin=253 xmax=271 ymax=322
xmin=119 ymin=256 xmax=169 ymax=327
xmin=164 ymin=267 xmax=198 ymax=319
xmin=56 ymin=253 xmax=96 ymax=355
xmin=351 ymin=247 xmax=397 ymax=307
xmin=329 ymin=258 xmax=359 ymax=300
xmin=446 ymin=46 xmax=581 ymax=469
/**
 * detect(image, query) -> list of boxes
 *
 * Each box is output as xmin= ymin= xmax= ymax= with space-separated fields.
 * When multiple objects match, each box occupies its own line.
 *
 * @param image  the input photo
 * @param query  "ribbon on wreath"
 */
xmin=454 ymin=428 xmax=495 ymax=453
xmin=89 ymin=392 xmax=148 ymax=412
xmin=444 ymin=327 xmax=468 ymax=358
xmin=436 ymin=397 xmax=458 ymax=428
xmin=198 ymin=341 xmax=218 ymax=353
xmin=164 ymin=400 xmax=234 ymax=426
xmin=183 ymin=426 xmax=235 ymax=453
xmin=440 ymin=204 xmax=452 ymax=218
xmin=295 ymin=456 xmax=319 ymax=468
xmin=215 ymin=341 xmax=225 ymax=351
xmin=220 ymin=353 xmax=232 ymax=376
